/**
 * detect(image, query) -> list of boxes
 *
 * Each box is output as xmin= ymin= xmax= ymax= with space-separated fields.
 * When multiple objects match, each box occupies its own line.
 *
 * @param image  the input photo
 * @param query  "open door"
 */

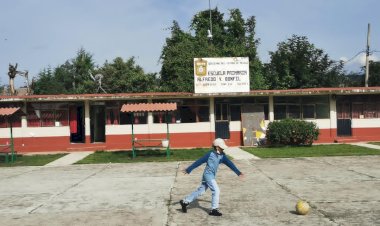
xmin=90 ymin=105 xmax=105 ymax=143
xmin=69 ymin=105 xmax=85 ymax=143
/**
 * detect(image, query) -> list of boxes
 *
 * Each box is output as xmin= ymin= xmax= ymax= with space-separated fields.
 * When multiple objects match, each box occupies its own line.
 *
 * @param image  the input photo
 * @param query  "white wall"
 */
xmin=352 ymin=119 xmax=380 ymax=128
xmin=0 ymin=126 xmax=70 ymax=138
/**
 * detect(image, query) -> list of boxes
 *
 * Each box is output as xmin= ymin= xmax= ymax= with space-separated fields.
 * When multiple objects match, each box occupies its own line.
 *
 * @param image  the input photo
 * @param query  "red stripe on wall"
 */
xmin=2 ymin=127 xmax=379 ymax=153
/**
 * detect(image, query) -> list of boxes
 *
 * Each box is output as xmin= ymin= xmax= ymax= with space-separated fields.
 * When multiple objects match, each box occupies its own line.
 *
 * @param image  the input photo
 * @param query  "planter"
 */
xmin=162 ymin=139 xmax=169 ymax=148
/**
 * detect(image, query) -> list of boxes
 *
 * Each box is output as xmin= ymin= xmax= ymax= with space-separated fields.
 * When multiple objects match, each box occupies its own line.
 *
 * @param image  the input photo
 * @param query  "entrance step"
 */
xmin=67 ymin=146 xmax=107 ymax=152
xmin=334 ymin=137 xmax=360 ymax=143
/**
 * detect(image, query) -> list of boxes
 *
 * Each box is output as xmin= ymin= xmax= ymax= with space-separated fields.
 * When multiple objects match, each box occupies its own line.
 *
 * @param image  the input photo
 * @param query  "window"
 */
xmin=167 ymin=99 xmax=209 ymax=123
xmin=230 ymin=105 xmax=241 ymax=121
xmin=0 ymin=103 xmax=22 ymax=128
xmin=274 ymin=105 xmax=286 ymax=120
xmin=115 ymin=101 xmax=148 ymax=125
xmin=0 ymin=114 xmax=22 ymax=128
xmin=352 ymin=103 xmax=363 ymax=119
xmin=364 ymin=103 xmax=377 ymax=118
xmin=55 ymin=110 xmax=69 ymax=126
xmin=274 ymin=95 xmax=329 ymax=120
xmin=26 ymin=103 xmax=69 ymax=127
xmin=345 ymin=95 xmax=380 ymax=119
xmin=106 ymin=108 xmax=119 ymax=125
xmin=120 ymin=111 xmax=147 ymax=124
xmin=217 ymin=97 xmax=269 ymax=121
xmin=316 ymin=104 xmax=329 ymax=119
xmin=153 ymin=112 xmax=177 ymax=123
xmin=288 ymin=105 xmax=301 ymax=119
xmin=302 ymin=105 xmax=315 ymax=119
xmin=41 ymin=111 xmax=55 ymax=127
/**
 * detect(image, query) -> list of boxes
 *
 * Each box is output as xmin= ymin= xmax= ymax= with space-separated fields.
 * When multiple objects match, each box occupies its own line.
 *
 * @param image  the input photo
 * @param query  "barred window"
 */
xmin=26 ymin=103 xmax=69 ymax=127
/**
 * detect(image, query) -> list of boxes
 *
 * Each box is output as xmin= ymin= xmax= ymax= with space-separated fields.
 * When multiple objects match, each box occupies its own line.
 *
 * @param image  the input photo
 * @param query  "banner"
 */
xmin=194 ymin=57 xmax=250 ymax=93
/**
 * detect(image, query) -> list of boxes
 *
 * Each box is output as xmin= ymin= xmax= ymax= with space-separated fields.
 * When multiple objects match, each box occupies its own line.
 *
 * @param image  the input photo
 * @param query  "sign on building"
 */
xmin=194 ymin=57 xmax=250 ymax=94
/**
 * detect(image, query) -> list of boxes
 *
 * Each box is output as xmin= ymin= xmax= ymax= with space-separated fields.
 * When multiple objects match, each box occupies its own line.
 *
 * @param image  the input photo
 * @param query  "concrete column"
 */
xmin=330 ymin=95 xmax=337 ymax=129
xmin=84 ymin=100 xmax=90 ymax=142
xmin=21 ymin=102 xmax=27 ymax=128
xmin=209 ymin=97 xmax=215 ymax=131
xmin=269 ymin=95 xmax=274 ymax=122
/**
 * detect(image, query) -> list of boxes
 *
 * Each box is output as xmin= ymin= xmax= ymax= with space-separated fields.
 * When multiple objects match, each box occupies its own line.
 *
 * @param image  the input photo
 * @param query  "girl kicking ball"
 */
xmin=179 ymin=138 xmax=244 ymax=216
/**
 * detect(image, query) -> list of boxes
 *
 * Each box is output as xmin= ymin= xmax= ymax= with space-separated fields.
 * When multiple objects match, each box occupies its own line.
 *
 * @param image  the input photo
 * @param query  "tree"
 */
xmin=99 ymin=57 xmax=158 ymax=93
xmin=369 ymin=61 xmax=380 ymax=86
xmin=343 ymin=71 xmax=364 ymax=87
xmin=265 ymin=35 xmax=345 ymax=89
xmin=160 ymin=21 xmax=196 ymax=92
xmin=159 ymin=8 xmax=265 ymax=92
xmin=33 ymin=48 xmax=96 ymax=94
xmin=71 ymin=48 xmax=96 ymax=93
xmin=32 ymin=67 xmax=67 ymax=94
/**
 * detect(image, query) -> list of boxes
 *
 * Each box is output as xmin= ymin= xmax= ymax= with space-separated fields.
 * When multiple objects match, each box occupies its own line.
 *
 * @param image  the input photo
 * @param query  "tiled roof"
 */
xmin=1 ymin=87 xmax=380 ymax=102
xmin=0 ymin=107 xmax=20 ymax=116
xmin=121 ymin=103 xmax=177 ymax=112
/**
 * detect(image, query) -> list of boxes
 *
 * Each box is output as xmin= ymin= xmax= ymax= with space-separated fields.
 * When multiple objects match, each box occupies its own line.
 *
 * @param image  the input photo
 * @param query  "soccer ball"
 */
xmin=295 ymin=200 xmax=310 ymax=215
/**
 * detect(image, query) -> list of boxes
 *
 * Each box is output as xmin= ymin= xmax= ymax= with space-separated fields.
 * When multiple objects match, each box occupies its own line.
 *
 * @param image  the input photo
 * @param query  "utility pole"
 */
xmin=365 ymin=23 xmax=370 ymax=87
xmin=207 ymin=0 xmax=213 ymax=39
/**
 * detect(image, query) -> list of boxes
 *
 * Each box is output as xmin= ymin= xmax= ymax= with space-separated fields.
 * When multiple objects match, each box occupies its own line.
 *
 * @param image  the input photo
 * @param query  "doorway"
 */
xmin=215 ymin=103 xmax=230 ymax=139
xmin=69 ymin=105 xmax=85 ymax=143
xmin=337 ymin=102 xmax=352 ymax=136
xmin=90 ymin=105 xmax=106 ymax=143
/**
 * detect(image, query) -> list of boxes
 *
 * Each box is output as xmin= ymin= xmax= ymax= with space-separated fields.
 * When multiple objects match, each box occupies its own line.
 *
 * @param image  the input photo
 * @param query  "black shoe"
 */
xmin=209 ymin=209 xmax=222 ymax=216
xmin=180 ymin=200 xmax=189 ymax=213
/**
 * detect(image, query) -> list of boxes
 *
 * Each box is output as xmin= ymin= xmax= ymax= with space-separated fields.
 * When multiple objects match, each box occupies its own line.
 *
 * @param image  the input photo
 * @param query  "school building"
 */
xmin=1 ymin=87 xmax=380 ymax=153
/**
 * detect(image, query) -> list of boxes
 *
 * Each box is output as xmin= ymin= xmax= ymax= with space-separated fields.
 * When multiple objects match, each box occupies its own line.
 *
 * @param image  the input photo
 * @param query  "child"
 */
xmin=179 ymin=138 xmax=244 ymax=216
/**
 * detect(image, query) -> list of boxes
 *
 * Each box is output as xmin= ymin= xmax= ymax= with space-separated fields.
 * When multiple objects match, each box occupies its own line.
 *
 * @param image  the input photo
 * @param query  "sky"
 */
xmin=1 ymin=0 xmax=380 ymax=88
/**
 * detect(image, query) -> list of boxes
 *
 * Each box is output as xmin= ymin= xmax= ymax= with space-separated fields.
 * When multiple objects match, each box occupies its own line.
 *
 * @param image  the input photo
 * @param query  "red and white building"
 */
xmin=1 ymin=87 xmax=380 ymax=153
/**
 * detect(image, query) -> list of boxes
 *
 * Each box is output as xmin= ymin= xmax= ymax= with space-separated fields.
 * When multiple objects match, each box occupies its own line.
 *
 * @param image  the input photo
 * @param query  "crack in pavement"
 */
xmin=250 ymin=161 xmax=340 ymax=226
xmin=27 ymin=164 xmax=111 ymax=214
xmin=307 ymin=158 xmax=378 ymax=180
xmin=165 ymin=162 xmax=180 ymax=226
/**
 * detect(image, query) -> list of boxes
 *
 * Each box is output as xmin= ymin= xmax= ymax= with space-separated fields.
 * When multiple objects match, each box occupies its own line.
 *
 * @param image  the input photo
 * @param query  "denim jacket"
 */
xmin=185 ymin=150 xmax=242 ymax=182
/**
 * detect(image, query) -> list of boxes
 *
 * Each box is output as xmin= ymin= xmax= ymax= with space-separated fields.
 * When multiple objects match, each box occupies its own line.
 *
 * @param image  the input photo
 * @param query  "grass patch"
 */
xmin=242 ymin=144 xmax=380 ymax=158
xmin=0 ymin=154 xmax=66 ymax=167
xmin=76 ymin=148 xmax=211 ymax=164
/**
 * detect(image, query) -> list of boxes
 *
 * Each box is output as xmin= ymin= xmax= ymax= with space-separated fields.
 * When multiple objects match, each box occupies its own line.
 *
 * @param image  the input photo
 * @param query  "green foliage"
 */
xmin=100 ymin=57 xmax=158 ymax=93
xmin=33 ymin=48 xmax=157 ymax=94
xmin=243 ymin=144 xmax=380 ymax=158
xmin=265 ymin=35 xmax=345 ymax=89
xmin=343 ymin=71 xmax=364 ymax=87
xmin=159 ymin=8 xmax=266 ymax=92
xmin=266 ymin=118 xmax=319 ymax=146
xmin=76 ymin=148 xmax=210 ymax=164
xmin=32 ymin=67 xmax=67 ymax=94
xmin=0 ymin=154 xmax=66 ymax=167
xmin=369 ymin=61 xmax=380 ymax=86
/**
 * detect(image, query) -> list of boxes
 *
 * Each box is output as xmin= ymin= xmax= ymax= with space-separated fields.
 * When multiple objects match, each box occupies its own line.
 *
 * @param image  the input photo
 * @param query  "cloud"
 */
xmin=341 ymin=52 xmax=380 ymax=72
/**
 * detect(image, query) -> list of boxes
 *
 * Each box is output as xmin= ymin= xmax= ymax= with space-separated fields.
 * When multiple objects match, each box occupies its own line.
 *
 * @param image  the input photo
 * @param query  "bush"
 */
xmin=266 ymin=119 xmax=319 ymax=146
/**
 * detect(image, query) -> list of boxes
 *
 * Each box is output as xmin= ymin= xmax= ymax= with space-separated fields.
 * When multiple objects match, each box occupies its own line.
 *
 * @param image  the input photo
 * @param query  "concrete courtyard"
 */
xmin=0 ymin=156 xmax=379 ymax=226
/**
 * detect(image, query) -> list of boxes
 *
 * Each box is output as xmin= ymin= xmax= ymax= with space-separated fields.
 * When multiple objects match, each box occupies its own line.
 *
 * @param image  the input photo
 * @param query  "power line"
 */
xmin=342 ymin=50 xmax=365 ymax=64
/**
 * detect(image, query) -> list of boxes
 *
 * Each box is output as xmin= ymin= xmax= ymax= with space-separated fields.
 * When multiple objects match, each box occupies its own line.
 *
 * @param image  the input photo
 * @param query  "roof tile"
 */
xmin=120 ymin=103 xmax=177 ymax=112
xmin=0 ymin=107 xmax=20 ymax=116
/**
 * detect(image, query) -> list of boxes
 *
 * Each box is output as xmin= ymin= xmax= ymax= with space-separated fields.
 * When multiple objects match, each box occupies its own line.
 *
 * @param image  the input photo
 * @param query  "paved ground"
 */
xmin=350 ymin=142 xmax=380 ymax=150
xmin=0 ymin=156 xmax=379 ymax=226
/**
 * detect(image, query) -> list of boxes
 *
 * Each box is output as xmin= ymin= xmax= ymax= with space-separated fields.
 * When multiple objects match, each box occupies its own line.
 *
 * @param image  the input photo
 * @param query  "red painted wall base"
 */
xmin=1 ymin=128 xmax=379 ymax=153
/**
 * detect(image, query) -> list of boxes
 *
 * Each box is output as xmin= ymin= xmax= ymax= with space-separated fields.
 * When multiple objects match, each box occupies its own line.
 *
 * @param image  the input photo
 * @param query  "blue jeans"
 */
xmin=184 ymin=179 xmax=220 ymax=209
